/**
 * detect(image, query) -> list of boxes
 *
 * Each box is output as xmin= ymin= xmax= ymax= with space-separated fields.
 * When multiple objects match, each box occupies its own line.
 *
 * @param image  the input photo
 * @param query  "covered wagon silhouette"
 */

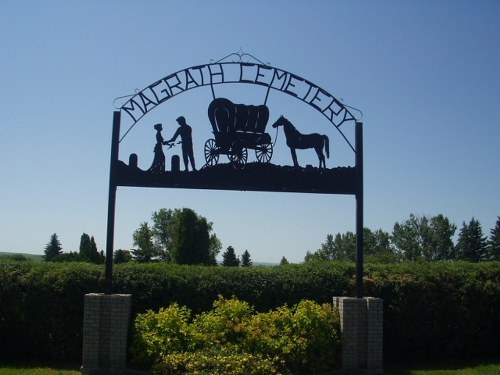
xmin=204 ymin=98 xmax=273 ymax=166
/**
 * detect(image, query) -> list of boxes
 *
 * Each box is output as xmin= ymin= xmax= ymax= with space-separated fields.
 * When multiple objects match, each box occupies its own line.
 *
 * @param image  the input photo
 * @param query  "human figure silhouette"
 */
xmin=165 ymin=116 xmax=196 ymax=171
xmin=148 ymin=123 xmax=166 ymax=174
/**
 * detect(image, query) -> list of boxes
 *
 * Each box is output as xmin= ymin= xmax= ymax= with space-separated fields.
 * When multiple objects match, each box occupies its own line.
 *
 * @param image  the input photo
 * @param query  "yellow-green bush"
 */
xmin=131 ymin=296 xmax=341 ymax=374
xmin=130 ymin=303 xmax=192 ymax=365
xmin=153 ymin=350 xmax=285 ymax=375
xmin=244 ymin=300 xmax=341 ymax=373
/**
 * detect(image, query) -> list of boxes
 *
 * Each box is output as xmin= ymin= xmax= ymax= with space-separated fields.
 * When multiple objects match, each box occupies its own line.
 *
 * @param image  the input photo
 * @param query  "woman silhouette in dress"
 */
xmin=148 ymin=123 xmax=166 ymax=174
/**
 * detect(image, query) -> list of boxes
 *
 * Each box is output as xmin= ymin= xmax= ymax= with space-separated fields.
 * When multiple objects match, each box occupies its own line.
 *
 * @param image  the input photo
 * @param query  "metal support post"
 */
xmin=105 ymin=111 xmax=120 ymax=295
xmin=355 ymin=122 xmax=364 ymax=298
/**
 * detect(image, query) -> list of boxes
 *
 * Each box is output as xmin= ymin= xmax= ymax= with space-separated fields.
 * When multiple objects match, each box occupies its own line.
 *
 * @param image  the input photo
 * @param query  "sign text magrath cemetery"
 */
xmin=105 ymin=52 xmax=365 ymax=297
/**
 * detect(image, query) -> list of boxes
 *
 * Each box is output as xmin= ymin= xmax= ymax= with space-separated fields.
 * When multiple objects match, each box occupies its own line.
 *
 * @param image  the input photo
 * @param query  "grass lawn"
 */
xmin=384 ymin=361 xmax=500 ymax=375
xmin=0 ymin=363 xmax=80 ymax=375
xmin=0 ymin=361 xmax=498 ymax=374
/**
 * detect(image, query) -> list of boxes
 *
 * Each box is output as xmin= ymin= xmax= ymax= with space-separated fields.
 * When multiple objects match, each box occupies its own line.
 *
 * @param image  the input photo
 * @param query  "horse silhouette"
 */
xmin=272 ymin=115 xmax=329 ymax=169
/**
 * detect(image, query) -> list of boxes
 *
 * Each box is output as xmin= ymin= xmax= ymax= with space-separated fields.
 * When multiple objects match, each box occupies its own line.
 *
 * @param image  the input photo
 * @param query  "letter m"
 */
xmin=121 ymin=98 xmax=145 ymax=122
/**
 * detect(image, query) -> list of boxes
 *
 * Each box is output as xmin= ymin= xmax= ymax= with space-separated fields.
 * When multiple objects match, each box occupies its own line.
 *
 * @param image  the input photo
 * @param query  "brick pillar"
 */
xmin=81 ymin=293 xmax=132 ymax=375
xmin=333 ymin=297 xmax=383 ymax=373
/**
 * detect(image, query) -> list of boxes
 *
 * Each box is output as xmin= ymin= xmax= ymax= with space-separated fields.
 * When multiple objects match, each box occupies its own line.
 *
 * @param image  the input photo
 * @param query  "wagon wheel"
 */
xmin=228 ymin=140 xmax=247 ymax=168
xmin=255 ymin=142 xmax=273 ymax=163
xmin=204 ymin=139 xmax=219 ymax=166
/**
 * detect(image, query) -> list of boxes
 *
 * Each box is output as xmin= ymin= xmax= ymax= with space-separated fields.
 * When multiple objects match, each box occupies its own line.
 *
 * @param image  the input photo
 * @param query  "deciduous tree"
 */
xmin=138 ymin=208 xmax=221 ymax=265
xmin=114 ymin=249 xmax=133 ymax=264
xmin=151 ymin=208 xmax=174 ymax=261
xmin=168 ymin=208 xmax=216 ymax=265
xmin=392 ymin=214 xmax=456 ymax=261
xmin=132 ymin=222 xmax=160 ymax=262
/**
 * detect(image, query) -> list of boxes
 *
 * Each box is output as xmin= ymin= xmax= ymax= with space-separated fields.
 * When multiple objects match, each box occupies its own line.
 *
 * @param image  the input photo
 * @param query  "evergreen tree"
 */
xmin=79 ymin=233 xmax=103 ymax=264
xmin=241 ymin=250 xmax=252 ymax=266
xmin=43 ymin=233 xmax=62 ymax=261
xmin=89 ymin=236 xmax=104 ymax=264
xmin=456 ymin=218 xmax=488 ymax=262
xmin=79 ymin=233 xmax=91 ymax=260
xmin=222 ymin=246 xmax=240 ymax=267
xmin=280 ymin=256 xmax=289 ymax=265
xmin=487 ymin=216 xmax=500 ymax=261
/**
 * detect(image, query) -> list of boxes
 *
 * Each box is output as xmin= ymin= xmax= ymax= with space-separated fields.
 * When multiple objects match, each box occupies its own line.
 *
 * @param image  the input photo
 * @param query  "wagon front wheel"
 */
xmin=204 ymin=139 xmax=219 ymax=166
xmin=255 ymin=142 xmax=273 ymax=163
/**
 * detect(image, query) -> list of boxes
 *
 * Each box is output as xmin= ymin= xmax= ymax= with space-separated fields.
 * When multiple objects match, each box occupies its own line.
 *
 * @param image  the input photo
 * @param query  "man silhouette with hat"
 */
xmin=165 ymin=116 xmax=196 ymax=171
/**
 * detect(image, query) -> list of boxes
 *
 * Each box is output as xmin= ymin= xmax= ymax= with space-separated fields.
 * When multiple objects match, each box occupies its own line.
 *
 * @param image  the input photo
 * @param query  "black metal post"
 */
xmin=355 ymin=122 xmax=364 ymax=298
xmin=105 ymin=111 xmax=121 ymax=295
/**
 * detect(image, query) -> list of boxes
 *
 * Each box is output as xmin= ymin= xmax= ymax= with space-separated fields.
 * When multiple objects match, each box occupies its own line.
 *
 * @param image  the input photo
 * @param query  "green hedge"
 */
xmin=0 ymin=261 xmax=103 ymax=361
xmin=0 ymin=260 xmax=498 ymax=363
xmin=364 ymin=261 xmax=500 ymax=361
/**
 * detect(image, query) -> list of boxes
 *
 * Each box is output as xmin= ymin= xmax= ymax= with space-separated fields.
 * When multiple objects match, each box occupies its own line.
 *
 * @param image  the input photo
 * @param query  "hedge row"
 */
xmin=0 ymin=260 xmax=498 ymax=363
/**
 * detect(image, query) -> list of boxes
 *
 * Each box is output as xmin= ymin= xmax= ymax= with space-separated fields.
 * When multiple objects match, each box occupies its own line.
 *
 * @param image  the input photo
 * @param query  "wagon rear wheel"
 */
xmin=255 ymin=142 xmax=273 ymax=163
xmin=228 ymin=140 xmax=247 ymax=168
xmin=204 ymin=139 xmax=219 ymax=166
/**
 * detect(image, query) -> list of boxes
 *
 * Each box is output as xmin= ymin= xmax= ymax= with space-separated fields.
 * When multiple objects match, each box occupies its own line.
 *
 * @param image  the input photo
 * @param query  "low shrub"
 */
xmin=130 ymin=303 xmax=192 ymax=365
xmin=131 ymin=296 xmax=341 ymax=374
xmin=153 ymin=350 xmax=285 ymax=375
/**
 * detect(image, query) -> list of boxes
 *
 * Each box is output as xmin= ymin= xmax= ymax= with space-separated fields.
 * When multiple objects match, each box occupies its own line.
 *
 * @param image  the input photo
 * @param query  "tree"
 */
xmin=241 ymin=250 xmax=252 ymax=266
xmin=304 ymin=231 xmax=357 ymax=262
xmin=222 ymin=246 xmax=240 ymax=267
xmin=169 ymin=208 xmax=215 ymax=265
xmin=305 ymin=228 xmax=395 ymax=263
xmin=53 ymin=251 xmax=81 ymax=262
xmin=140 ymin=208 xmax=221 ymax=265
xmin=364 ymin=228 xmax=399 ymax=263
xmin=114 ymin=249 xmax=133 ymax=264
xmin=79 ymin=233 xmax=103 ymax=264
xmin=151 ymin=208 xmax=174 ymax=261
xmin=132 ymin=222 xmax=160 ymax=262
xmin=43 ymin=233 xmax=62 ymax=261
xmin=391 ymin=214 xmax=457 ymax=261
xmin=392 ymin=214 xmax=425 ymax=261
xmin=456 ymin=217 xmax=488 ymax=262
xmin=487 ymin=217 xmax=500 ymax=261
xmin=280 ymin=256 xmax=289 ymax=265
xmin=425 ymin=215 xmax=457 ymax=261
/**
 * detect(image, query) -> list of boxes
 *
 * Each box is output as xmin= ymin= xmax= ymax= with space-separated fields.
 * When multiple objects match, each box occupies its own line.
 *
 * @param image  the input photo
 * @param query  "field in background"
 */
xmin=0 ymin=252 xmax=43 ymax=261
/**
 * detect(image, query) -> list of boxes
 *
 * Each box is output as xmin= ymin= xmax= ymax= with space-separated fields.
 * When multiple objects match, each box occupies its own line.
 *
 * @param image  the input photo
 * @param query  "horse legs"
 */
xmin=315 ymin=146 xmax=326 ymax=169
xmin=290 ymin=147 xmax=299 ymax=167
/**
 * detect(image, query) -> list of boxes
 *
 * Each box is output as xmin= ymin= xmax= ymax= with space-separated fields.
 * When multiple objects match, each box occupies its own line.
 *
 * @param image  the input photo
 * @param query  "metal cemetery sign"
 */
xmin=105 ymin=52 xmax=364 ymax=296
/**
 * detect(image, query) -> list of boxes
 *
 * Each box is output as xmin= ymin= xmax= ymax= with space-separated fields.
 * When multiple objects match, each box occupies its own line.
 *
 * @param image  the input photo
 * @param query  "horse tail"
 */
xmin=323 ymin=135 xmax=329 ymax=158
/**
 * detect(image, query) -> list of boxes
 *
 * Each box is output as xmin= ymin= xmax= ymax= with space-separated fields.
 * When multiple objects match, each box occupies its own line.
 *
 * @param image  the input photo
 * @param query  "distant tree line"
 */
xmin=43 ymin=232 xmax=104 ymax=263
xmin=40 ymin=208 xmax=261 ymax=267
xmin=305 ymin=214 xmax=500 ymax=263
xmin=41 ymin=211 xmax=499 ymax=266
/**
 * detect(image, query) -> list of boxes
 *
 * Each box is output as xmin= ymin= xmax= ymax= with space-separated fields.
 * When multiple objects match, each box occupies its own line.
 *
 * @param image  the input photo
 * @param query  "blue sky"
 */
xmin=1 ymin=1 xmax=499 ymax=263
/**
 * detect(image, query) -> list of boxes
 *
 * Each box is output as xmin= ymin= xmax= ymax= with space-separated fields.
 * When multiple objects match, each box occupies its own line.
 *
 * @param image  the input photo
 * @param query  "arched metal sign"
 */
xmin=105 ymin=52 xmax=364 ymax=298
